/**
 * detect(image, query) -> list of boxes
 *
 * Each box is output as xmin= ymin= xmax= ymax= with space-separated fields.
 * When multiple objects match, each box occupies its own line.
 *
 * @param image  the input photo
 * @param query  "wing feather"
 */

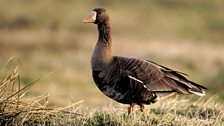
xmin=115 ymin=56 xmax=206 ymax=96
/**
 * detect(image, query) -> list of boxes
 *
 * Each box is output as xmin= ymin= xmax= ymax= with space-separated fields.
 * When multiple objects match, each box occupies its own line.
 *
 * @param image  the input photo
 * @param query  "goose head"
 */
xmin=83 ymin=8 xmax=109 ymax=24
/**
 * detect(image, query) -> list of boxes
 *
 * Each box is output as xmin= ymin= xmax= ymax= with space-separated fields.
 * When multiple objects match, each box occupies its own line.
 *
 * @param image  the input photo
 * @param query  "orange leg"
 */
xmin=140 ymin=104 xmax=145 ymax=112
xmin=128 ymin=103 xmax=135 ymax=115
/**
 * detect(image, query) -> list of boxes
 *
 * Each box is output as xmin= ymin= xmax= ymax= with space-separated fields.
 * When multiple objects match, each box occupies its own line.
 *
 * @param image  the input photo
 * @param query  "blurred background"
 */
xmin=0 ymin=0 xmax=223 ymax=109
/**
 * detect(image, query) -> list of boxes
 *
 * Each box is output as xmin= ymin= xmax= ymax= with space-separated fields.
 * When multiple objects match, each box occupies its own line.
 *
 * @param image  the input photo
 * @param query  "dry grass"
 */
xmin=0 ymin=60 xmax=83 ymax=125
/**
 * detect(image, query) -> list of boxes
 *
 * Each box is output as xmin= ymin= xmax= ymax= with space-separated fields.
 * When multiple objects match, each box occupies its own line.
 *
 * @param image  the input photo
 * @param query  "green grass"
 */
xmin=84 ymin=97 xmax=224 ymax=126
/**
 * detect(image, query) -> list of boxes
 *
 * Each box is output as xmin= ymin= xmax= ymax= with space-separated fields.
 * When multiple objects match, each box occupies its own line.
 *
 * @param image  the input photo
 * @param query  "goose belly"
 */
xmin=101 ymin=85 xmax=126 ymax=101
xmin=92 ymin=70 xmax=131 ymax=104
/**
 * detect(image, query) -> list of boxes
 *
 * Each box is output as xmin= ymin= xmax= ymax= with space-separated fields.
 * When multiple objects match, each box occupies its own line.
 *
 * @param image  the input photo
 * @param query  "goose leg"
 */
xmin=140 ymin=104 xmax=145 ymax=112
xmin=128 ymin=103 xmax=135 ymax=115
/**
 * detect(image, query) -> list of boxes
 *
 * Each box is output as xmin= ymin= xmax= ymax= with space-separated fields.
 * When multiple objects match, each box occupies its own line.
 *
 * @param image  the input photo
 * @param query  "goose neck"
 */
xmin=91 ymin=22 xmax=112 ymax=70
xmin=97 ymin=22 xmax=112 ymax=44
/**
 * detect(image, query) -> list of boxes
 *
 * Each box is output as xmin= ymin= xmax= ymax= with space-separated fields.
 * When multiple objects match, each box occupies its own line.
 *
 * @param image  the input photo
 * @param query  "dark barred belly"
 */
xmin=92 ymin=70 xmax=133 ymax=104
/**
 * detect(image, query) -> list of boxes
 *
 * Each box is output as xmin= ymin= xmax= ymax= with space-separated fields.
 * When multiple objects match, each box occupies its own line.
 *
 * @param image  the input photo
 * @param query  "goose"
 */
xmin=83 ymin=8 xmax=207 ymax=115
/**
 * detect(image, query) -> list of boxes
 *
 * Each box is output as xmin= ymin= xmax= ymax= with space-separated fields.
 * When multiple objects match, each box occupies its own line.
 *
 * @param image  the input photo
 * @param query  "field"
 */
xmin=0 ymin=0 xmax=224 ymax=125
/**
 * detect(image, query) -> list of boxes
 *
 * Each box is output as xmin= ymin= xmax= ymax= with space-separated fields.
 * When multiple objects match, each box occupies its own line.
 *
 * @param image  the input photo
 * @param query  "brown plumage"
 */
xmin=83 ymin=8 xmax=207 ymax=115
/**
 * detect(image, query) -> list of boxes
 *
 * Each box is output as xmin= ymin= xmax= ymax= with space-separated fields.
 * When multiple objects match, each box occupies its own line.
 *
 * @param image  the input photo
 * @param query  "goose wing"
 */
xmin=114 ymin=56 xmax=207 ymax=96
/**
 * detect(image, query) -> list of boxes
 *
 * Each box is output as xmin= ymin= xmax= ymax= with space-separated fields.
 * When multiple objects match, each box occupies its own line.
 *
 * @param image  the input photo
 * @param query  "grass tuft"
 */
xmin=0 ymin=62 xmax=83 ymax=125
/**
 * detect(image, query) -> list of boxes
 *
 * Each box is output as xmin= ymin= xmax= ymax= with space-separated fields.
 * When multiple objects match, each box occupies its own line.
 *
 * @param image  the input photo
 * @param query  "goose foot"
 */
xmin=128 ymin=103 xmax=135 ymax=115
xmin=140 ymin=104 xmax=145 ymax=112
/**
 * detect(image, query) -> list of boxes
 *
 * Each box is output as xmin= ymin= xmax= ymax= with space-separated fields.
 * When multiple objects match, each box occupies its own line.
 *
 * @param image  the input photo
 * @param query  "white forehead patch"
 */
xmin=91 ymin=11 xmax=97 ymax=21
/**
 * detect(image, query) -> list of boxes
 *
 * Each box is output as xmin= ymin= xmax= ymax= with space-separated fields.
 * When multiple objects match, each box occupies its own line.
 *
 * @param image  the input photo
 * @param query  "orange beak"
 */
xmin=83 ymin=11 xmax=97 ymax=23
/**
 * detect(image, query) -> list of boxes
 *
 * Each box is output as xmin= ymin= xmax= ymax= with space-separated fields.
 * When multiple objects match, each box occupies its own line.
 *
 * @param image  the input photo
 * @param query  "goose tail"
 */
xmin=188 ymin=81 xmax=207 ymax=96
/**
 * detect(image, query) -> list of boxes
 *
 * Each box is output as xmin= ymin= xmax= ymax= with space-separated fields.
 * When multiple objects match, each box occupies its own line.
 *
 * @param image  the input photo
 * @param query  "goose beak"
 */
xmin=83 ymin=11 xmax=97 ymax=23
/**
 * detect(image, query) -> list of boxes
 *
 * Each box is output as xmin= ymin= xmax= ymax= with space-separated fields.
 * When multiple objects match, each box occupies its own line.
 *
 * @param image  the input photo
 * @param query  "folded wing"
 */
xmin=116 ymin=56 xmax=207 ymax=97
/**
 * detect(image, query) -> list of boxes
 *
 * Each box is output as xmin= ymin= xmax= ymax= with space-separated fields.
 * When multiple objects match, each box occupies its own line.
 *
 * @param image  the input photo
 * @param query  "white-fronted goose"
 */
xmin=83 ymin=8 xmax=207 ymax=115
